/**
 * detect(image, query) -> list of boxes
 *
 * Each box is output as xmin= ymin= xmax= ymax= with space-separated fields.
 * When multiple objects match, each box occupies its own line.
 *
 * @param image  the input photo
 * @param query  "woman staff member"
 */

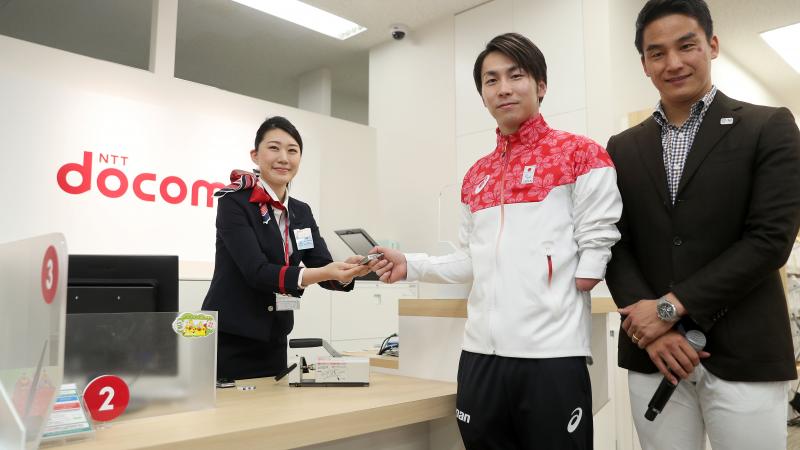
xmin=203 ymin=116 xmax=368 ymax=380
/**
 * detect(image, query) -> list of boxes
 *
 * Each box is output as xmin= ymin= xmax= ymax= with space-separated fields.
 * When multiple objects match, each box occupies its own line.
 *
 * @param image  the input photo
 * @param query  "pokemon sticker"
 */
xmin=172 ymin=312 xmax=217 ymax=338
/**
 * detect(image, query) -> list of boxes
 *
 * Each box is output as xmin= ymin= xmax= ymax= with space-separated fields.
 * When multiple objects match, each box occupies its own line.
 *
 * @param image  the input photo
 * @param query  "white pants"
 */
xmin=628 ymin=365 xmax=789 ymax=450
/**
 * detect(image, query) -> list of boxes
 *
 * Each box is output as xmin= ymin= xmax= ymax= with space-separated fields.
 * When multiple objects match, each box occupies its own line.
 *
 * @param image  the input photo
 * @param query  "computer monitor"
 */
xmin=64 ymin=255 xmax=179 ymax=378
xmin=66 ymin=255 xmax=178 ymax=313
xmin=335 ymin=229 xmax=380 ymax=281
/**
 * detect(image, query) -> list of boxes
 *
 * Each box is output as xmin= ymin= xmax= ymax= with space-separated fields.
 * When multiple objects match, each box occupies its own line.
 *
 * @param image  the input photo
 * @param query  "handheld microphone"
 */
xmin=644 ymin=330 xmax=706 ymax=421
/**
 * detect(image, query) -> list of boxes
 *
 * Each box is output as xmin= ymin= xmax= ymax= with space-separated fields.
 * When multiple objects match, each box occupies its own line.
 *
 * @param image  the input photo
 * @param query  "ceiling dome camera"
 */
xmin=390 ymin=24 xmax=409 ymax=40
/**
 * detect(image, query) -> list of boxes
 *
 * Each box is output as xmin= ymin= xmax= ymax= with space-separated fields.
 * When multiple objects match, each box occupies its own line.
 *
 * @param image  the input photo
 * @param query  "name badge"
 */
xmin=276 ymin=294 xmax=300 ymax=311
xmin=521 ymin=165 xmax=536 ymax=184
xmin=293 ymin=228 xmax=314 ymax=250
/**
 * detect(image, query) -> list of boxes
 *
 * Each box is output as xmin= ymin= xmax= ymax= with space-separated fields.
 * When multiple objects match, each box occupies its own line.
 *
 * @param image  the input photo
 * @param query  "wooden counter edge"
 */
xmin=343 ymin=351 xmax=399 ymax=369
xmin=201 ymin=395 xmax=455 ymax=449
xmin=399 ymin=297 xmax=618 ymax=317
xmin=591 ymin=297 xmax=617 ymax=314
xmin=399 ymin=299 xmax=468 ymax=318
xmin=54 ymin=374 xmax=454 ymax=450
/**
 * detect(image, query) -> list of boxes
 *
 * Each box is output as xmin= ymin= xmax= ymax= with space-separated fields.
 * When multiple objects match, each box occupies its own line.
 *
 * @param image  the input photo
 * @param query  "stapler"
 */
xmin=282 ymin=338 xmax=369 ymax=387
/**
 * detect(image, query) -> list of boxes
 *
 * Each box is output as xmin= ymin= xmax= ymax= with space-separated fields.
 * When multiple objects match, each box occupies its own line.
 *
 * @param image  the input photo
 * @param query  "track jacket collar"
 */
xmin=494 ymin=114 xmax=550 ymax=154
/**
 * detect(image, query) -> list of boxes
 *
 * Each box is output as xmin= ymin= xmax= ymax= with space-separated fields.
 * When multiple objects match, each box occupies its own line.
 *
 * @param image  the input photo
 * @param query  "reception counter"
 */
xmin=50 ymin=297 xmax=617 ymax=450
xmin=53 ymin=373 xmax=456 ymax=450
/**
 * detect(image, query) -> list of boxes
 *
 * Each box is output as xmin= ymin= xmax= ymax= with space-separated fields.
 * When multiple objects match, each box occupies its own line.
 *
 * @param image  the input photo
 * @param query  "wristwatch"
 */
xmin=656 ymin=296 xmax=679 ymax=322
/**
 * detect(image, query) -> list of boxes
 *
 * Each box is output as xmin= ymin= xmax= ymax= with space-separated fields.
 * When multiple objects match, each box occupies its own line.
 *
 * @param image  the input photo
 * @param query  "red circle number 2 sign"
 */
xmin=83 ymin=375 xmax=130 ymax=422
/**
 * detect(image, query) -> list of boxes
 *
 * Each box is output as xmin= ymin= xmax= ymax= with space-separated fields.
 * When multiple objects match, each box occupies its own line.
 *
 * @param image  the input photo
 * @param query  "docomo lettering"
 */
xmin=57 ymin=151 xmax=225 ymax=207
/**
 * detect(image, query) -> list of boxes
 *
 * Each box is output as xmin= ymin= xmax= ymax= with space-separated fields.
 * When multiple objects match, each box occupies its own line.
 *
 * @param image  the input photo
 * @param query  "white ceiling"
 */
xmin=0 ymin=0 xmax=798 ymax=116
xmin=174 ymin=0 xmax=487 ymax=104
xmin=707 ymin=0 xmax=800 ymax=113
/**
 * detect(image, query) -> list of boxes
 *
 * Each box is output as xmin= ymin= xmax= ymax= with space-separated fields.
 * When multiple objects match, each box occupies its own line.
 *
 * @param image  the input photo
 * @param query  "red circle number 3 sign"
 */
xmin=83 ymin=375 xmax=130 ymax=422
xmin=41 ymin=245 xmax=59 ymax=304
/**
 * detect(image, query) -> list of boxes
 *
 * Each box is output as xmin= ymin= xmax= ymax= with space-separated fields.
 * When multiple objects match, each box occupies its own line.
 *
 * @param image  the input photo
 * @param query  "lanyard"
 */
xmin=267 ymin=206 xmax=291 ymax=295
xmin=280 ymin=209 xmax=290 ymax=266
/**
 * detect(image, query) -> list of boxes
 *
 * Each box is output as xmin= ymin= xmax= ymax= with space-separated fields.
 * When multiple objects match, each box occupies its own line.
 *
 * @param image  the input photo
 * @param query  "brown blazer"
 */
xmin=605 ymin=91 xmax=800 ymax=382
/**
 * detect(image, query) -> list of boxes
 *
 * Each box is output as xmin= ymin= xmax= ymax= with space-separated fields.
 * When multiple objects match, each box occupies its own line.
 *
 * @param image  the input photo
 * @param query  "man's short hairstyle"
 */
xmin=472 ymin=33 xmax=547 ymax=104
xmin=254 ymin=116 xmax=303 ymax=153
xmin=635 ymin=0 xmax=714 ymax=55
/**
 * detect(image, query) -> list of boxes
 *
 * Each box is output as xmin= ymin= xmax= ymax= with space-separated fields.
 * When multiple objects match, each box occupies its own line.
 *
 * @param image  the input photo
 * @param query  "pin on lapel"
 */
xmin=720 ymin=117 xmax=733 ymax=125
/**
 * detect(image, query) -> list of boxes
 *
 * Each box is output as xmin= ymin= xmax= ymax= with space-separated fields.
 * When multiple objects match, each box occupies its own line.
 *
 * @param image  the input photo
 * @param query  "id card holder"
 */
xmin=276 ymin=294 xmax=300 ymax=311
xmin=294 ymin=228 xmax=314 ymax=250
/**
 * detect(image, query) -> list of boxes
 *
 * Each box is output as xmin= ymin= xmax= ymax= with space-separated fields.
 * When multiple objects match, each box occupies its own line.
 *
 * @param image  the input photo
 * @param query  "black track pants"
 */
xmin=455 ymin=351 xmax=593 ymax=450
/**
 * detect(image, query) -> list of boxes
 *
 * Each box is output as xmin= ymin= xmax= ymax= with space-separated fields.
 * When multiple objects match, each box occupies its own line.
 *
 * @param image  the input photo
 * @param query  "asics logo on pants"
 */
xmin=567 ymin=407 xmax=583 ymax=433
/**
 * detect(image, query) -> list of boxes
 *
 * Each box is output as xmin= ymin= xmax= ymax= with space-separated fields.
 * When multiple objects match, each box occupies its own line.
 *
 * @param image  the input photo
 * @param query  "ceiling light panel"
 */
xmin=232 ymin=0 xmax=366 ymax=40
xmin=760 ymin=22 xmax=800 ymax=74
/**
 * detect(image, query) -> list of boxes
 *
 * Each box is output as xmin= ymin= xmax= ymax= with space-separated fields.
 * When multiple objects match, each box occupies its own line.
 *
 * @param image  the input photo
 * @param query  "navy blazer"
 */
xmin=605 ymin=91 xmax=800 ymax=381
xmin=202 ymin=188 xmax=353 ymax=342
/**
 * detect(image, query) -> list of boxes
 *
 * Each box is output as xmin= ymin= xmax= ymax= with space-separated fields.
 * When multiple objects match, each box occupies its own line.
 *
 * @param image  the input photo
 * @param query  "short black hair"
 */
xmin=472 ymin=33 xmax=547 ymax=104
xmin=254 ymin=116 xmax=303 ymax=153
xmin=635 ymin=0 xmax=713 ymax=55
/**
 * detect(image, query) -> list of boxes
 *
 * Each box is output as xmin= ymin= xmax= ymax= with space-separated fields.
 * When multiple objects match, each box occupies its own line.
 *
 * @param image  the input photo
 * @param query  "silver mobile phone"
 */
xmin=359 ymin=253 xmax=383 ymax=265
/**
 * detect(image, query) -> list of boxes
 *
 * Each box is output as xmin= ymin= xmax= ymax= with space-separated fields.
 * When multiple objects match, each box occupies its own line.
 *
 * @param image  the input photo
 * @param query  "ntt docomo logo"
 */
xmin=56 ymin=151 xmax=225 ymax=207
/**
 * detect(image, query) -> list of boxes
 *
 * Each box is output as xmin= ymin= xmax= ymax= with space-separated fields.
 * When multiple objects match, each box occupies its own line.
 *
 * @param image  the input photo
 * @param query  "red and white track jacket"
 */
xmin=406 ymin=114 xmax=622 ymax=358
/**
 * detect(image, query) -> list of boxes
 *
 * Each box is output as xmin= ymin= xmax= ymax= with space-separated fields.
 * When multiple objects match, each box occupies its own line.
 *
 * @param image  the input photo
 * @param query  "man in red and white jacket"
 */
xmin=372 ymin=33 xmax=621 ymax=449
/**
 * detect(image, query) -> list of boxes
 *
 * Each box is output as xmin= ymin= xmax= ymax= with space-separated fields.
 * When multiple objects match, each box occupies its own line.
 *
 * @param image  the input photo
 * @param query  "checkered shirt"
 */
xmin=653 ymin=85 xmax=718 ymax=204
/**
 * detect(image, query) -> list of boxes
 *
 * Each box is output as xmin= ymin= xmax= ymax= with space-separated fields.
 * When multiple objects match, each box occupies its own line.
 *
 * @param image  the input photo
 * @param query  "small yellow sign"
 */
xmin=172 ymin=312 xmax=216 ymax=338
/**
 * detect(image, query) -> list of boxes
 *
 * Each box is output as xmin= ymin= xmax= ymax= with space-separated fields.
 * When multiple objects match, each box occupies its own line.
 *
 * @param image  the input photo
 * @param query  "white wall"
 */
xmin=332 ymin=91 xmax=368 ymax=125
xmin=369 ymin=16 xmax=458 ymax=254
xmin=713 ymin=53 xmax=783 ymax=108
xmin=0 ymin=34 xmax=378 ymax=268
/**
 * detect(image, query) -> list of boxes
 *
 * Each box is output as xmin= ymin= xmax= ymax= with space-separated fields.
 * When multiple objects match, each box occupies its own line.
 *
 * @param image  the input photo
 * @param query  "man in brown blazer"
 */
xmin=605 ymin=0 xmax=800 ymax=448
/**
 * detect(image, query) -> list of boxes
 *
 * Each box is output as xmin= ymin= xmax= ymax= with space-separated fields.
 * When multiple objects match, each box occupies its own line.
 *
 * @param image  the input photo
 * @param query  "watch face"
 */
xmin=657 ymin=301 xmax=675 ymax=320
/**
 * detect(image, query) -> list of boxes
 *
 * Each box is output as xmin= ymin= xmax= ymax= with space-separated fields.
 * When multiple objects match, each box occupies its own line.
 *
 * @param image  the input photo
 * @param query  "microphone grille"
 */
xmin=685 ymin=330 xmax=707 ymax=351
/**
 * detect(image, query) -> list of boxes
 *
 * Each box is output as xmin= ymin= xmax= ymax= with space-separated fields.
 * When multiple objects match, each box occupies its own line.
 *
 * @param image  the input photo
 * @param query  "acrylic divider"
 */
xmin=62 ymin=311 xmax=217 ymax=423
xmin=0 ymin=234 xmax=68 ymax=450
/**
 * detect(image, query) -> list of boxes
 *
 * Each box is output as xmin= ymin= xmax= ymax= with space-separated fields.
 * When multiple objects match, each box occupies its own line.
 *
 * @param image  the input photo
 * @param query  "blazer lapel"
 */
xmin=252 ymin=202 xmax=286 ymax=262
xmin=287 ymin=203 xmax=304 ymax=266
xmin=635 ymin=118 xmax=670 ymax=208
xmin=677 ymin=92 xmax=740 ymax=196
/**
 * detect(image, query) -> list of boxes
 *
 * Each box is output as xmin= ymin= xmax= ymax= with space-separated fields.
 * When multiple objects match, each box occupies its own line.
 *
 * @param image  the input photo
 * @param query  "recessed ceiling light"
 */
xmin=760 ymin=22 xmax=800 ymax=74
xmin=232 ymin=0 xmax=367 ymax=40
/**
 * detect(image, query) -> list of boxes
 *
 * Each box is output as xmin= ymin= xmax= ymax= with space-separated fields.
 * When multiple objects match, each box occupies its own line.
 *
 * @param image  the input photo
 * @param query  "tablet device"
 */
xmin=334 ymin=229 xmax=380 ymax=281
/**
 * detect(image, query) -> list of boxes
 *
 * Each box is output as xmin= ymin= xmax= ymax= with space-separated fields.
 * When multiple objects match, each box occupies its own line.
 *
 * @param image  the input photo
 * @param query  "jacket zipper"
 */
xmin=491 ymin=139 xmax=510 ymax=354
xmin=498 ymin=140 xmax=509 ymax=249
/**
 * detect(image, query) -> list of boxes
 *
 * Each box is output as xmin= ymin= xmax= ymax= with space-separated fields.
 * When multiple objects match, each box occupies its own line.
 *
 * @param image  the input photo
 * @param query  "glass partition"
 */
xmin=0 ymin=234 xmax=68 ymax=450
xmin=62 ymin=311 xmax=216 ymax=422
